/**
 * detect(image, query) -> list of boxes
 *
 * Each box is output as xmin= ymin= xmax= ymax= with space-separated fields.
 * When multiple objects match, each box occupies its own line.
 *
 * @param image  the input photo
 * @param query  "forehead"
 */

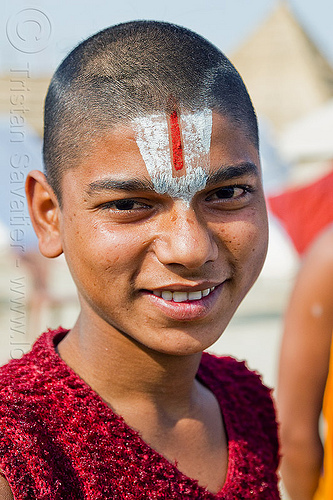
xmin=73 ymin=110 xmax=260 ymax=197
xmin=132 ymin=109 xmax=213 ymax=202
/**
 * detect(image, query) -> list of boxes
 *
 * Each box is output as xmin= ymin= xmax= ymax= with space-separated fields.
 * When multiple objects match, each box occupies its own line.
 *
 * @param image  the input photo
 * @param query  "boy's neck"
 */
xmin=57 ymin=317 xmax=228 ymax=495
xmin=57 ymin=317 xmax=203 ymax=418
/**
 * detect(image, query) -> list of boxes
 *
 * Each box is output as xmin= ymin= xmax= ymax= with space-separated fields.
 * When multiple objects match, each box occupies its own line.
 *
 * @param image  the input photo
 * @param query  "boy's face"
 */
xmin=57 ymin=110 xmax=268 ymax=355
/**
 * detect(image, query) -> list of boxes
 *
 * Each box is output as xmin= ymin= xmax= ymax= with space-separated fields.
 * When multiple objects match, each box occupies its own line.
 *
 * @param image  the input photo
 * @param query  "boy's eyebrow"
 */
xmin=205 ymin=162 xmax=259 ymax=187
xmin=86 ymin=177 xmax=156 ymax=195
xmin=85 ymin=162 xmax=259 ymax=196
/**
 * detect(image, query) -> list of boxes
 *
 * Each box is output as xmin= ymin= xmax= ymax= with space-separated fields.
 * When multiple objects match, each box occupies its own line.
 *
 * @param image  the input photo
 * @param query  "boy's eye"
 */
xmin=207 ymin=185 xmax=252 ymax=201
xmin=215 ymin=187 xmax=242 ymax=199
xmin=100 ymin=199 xmax=151 ymax=212
xmin=113 ymin=199 xmax=139 ymax=210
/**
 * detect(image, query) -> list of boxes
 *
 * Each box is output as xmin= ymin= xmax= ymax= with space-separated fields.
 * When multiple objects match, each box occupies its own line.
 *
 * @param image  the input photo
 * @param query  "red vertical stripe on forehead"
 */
xmin=169 ymin=110 xmax=184 ymax=171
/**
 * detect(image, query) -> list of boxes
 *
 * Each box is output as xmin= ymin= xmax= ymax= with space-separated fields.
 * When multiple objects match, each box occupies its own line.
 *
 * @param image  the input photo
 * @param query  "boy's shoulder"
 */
xmin=199 ymin=351 xmax=277 ymax=434
xmin=199 ymin=350 xmax=269 ymax=393
xmin=199 ymin=351 xmax=279 ymax=470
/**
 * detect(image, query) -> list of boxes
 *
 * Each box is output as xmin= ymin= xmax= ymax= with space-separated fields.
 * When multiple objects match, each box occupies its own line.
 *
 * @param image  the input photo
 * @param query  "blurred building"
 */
xmin=231 ymin=0 xmax=333 ymax=134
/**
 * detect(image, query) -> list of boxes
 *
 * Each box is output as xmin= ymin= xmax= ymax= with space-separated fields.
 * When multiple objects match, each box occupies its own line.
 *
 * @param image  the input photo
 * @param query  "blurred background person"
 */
xmin=278 ymin=224 xmax=333 ymax=500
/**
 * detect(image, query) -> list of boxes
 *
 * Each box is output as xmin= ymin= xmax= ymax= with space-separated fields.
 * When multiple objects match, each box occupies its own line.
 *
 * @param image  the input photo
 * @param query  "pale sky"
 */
xmin=2 ymin=0 xmax=333 ymax=75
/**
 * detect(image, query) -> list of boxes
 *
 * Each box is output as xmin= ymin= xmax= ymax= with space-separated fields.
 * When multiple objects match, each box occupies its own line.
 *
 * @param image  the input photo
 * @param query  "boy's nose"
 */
xmin=153 ymin=202 xmax=218 ymax=270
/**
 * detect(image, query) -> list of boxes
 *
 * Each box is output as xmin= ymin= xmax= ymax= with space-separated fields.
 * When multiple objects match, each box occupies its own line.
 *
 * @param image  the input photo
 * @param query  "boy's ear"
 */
xmin=25 ymin=170 xmax=63 ymax=258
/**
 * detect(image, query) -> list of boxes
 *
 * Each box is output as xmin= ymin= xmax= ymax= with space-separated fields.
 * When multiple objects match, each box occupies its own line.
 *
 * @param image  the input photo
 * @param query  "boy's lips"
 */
xmin=142 ymin=283 xmax=224 ymax=321
xmin=152 ymin=286 xmax=215 ymax=302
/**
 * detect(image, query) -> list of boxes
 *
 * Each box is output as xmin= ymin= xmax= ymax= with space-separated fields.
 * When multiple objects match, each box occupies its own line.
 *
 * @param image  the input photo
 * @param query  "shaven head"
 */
xmin=43 ymin=20 xmax=259 ymax=202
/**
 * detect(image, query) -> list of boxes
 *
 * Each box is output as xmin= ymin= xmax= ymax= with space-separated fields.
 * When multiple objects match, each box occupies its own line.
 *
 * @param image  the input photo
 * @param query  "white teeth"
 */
xmin=161 ymin=290 xmax=173 ymax=301
xmin=173 ymin=292 xmax=188 ymax=303
xmin=153 ymin=286 xmax=216 ymax=303
xmin=188 ymin=291 xmax=203 ymax=301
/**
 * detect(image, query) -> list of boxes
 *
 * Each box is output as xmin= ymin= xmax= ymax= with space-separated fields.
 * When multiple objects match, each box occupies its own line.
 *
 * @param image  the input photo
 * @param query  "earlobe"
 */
xmin=25 ymin=170 xmax=63 ymax=258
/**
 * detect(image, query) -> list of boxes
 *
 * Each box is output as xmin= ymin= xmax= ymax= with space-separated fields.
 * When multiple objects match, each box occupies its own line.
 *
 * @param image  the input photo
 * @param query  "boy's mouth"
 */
xmin=152 ymin=286 xmax=216 ymax=303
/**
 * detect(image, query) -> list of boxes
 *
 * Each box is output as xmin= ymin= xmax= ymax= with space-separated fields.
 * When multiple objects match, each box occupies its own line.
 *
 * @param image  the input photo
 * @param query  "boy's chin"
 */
xmin=130 ymin=325 xmax=228 ymax=357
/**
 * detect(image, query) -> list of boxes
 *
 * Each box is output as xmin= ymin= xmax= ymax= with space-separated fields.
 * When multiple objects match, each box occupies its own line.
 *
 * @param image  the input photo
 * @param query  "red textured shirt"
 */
xmin=0 ymin=328 xmax=280 ymax=499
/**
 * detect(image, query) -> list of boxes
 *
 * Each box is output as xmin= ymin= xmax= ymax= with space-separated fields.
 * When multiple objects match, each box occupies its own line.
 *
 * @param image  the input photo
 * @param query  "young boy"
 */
xmin=0 ymin=21 xmax=279 ymax=499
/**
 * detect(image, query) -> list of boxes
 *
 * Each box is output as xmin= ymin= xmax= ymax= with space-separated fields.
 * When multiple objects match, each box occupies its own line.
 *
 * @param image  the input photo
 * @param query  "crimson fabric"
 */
xmin=268 ymin=168 xmax=333 ymax=255
xmin=0 ymin=328 xmax=280 ymax=499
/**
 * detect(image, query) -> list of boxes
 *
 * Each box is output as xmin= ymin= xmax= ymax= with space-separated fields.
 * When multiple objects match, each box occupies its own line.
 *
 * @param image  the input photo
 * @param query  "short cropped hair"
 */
xmin=43 ymin=20 xmax=258 ymax=201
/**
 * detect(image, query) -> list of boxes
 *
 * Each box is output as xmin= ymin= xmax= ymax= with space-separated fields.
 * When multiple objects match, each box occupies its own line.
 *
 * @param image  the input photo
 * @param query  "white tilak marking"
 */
xmin=133 ymin=109 xmax=213 ymax=203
